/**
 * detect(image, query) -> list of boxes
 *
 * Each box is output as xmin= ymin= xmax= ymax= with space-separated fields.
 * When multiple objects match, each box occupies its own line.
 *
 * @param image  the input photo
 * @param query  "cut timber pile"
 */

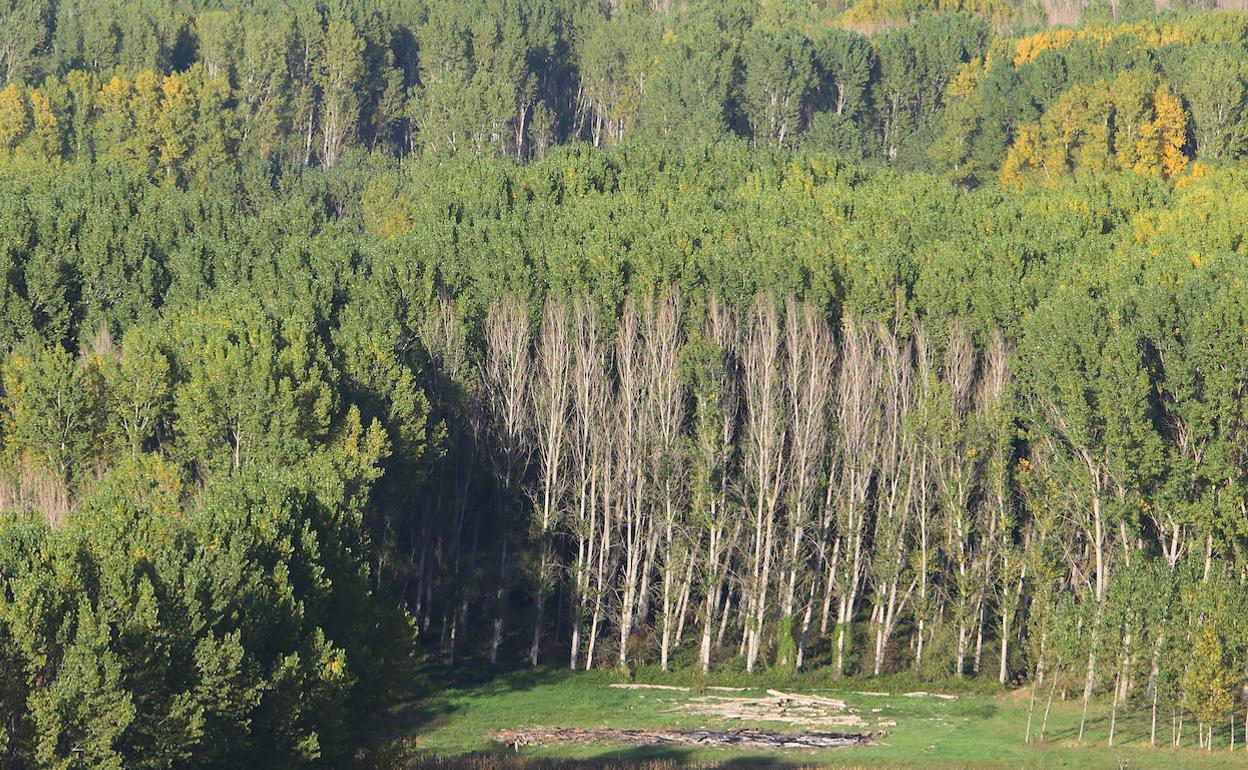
xmin=665 ymin=690 xmax=867 ymax=729
xmin=492 ymin=727 xmax=873 ymax=751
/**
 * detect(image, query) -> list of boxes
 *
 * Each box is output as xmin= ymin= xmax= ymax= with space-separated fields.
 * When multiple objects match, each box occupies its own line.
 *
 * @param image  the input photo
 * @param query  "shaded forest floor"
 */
xmin=362 ymin=664 xmax=1248 ymax=769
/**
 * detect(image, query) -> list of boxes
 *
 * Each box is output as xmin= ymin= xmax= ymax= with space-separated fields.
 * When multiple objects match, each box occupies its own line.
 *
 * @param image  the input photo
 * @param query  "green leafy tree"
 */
xmin=1180 ymin=627 xmax=1235 ymax=750
xmin=317 ymin=18 xmax=365 ymax=168
xmin=742 ymin=27 xmax=813 ymax=146
xmin=1177 ymin=45 xmax=1248 ymax=164
xmin=1 ymin=341 xmax=101 ymax=485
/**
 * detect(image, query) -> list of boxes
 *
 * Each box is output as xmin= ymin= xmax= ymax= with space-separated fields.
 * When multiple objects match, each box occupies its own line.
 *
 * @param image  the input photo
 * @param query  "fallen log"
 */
xmin=492 ymin=726 xmax=873 ymax=751
xmin=607 ymin=683 xmax=691 ymax=692
xmin=902 ymin=691 xmax=958 ymax=700
xmin=765 ymin=690 xmax=849 ymax=709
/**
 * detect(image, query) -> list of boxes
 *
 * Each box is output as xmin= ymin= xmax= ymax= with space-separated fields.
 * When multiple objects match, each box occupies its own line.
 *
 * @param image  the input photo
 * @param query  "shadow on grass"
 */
xmin=403 ymin=746 xmax=824 ymax=769
xmin=367 ymin=659 xmax=580 ymax=750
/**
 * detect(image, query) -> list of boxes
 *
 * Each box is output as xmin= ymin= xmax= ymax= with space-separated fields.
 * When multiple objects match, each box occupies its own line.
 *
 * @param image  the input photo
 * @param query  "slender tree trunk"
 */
xmin=1041 ymin=672 xmax=1058 ymax=742
xmin=1025 ymin=645 xmax=1044 ymax=744
xmin=1151 ymin=681 xmax=1157 ymax=747
xmin=1078 ymin=637 xmax=1098 ymax=743
xmin=1108 ymin=664 xmax=1121 ymax=746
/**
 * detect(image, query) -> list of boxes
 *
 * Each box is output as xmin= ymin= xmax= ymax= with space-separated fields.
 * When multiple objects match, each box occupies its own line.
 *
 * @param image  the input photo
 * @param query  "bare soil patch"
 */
xmin=492 ymin=726 xmax=874 ymax=751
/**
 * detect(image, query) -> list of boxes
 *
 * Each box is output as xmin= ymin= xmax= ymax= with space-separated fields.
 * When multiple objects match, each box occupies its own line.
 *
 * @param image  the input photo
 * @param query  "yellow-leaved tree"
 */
xmin=1179 ymin=628 xmax=1234 ymax=751
xmin=0 ymin=82 xmax=29 ymax=153
xmin=156 ymin=73 xmax=195 ymax=180
xmin=1000 ymin=73 xmax=1191 ymax=185
xmin=28 ymin=87 xmax=62 ymax=160
xmin=1135 ymin=83 xmax=1189 ymax=179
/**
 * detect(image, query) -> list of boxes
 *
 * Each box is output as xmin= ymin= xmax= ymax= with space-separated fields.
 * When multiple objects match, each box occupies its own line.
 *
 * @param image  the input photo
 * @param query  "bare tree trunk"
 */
xmin=568 ymin=297 xmax=606 ymax=669
xmin=1025 ymin=640 xmax=1044 ymax=744
xmin=1078 ymin=615 xmax=1100 ymax=744
xmin=528 ymin=298 xmax=573 ymax=666
xmin=1041 ymin=670 xmax=1058 ymax=741
xmin=586 ymin=468 xmax=612 ymax=669
xmin=870 ymin=325 xmax=916 ymax=677
xmin=831 ymin=318 xmax=882 ymax=678
xmin=483 ymin=295 xmax=533 ymax=667
xmin=1151 ymin=678 xmax=1158 ymax=746
xmin=693 ymin=299 xmax=739 ymax=675
xmin=613 ymin=300 xmax=649 ymax=671
xmin=674 ymin=548 xmax=696 ymax=645
xmin=645 ymin=290 xmax=687 ymax=672
xmin=741 ymin=296 xmax=786 ymax=673
xmin=779 ymin=298 xmax=833 ymax=669
xmin=1109 ymin=661 xmax=1121 ymax=746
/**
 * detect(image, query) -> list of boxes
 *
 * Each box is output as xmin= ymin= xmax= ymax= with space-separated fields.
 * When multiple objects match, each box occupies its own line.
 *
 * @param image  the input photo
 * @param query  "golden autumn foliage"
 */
xmin=130 ymin=70 xmax=162 ymax=163
xmin=999 ymin=123 xmax=1042 ymax=185
xmin=0 ymin=83 xmax=29 ymax=151
xmin=948 ymin=58 xmax=986 ymax=100
xmin=1000 ymin=72 xmax=1190 ymax=186
xmin=97 ymin=75 xmax=135 ymax=163
xmin=1135 ymin=83 xmax=1188 ymax=179
xmin=843 ymin=0 xmax=1013 ymax=32
xmin=156 ymin=73 xmax=195 ymax=174
xmin=1012 ymin=18 xmax=1248 ymax=67
xmin=29 ymin=89 xmax=56 ymax=134
xmin=0 ymin=64 xmax=241 ymax=181
xmin=26 ymin=86 xmax=66 ymax=162
xmin=1013 ymin=28 xmax=1077 ymax=65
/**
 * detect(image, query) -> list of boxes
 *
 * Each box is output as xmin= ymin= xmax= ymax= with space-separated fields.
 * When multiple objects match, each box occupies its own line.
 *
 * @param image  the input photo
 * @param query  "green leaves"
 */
xmin=169 ymin=293 xmax=337 ymax=476
xmin=742 ymin=27 xmax=813 ymax=146
xmin=0 ymin=341 xmax=101 ymax=485
xmin=1176 ymin=44 xmax=1248 ymax=164
xmin=0 ymin=465 xmax=410 ymax=769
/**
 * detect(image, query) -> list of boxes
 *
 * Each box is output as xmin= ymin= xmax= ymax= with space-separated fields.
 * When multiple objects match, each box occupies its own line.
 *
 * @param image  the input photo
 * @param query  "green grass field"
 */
xmin=366 ymin=665 xmax=1248 ymax=769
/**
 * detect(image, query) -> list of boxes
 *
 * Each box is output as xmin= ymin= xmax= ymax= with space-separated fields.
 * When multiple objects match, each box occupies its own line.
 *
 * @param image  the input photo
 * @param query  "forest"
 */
xmin=4 ymin=0 xmax=1248 ymax=767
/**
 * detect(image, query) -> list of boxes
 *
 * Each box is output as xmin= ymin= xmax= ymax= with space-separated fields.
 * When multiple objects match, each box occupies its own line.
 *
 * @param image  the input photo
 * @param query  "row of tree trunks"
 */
xmin=461 ymin=290 xmax=1020 ymax=677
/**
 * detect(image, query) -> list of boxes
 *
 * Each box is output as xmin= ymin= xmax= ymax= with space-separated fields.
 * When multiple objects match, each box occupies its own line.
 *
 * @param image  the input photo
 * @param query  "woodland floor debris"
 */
xmin=492 ymin=727 xmax=874 ymax=751
xmin=663 ymin=690 xmax=868 ymax=729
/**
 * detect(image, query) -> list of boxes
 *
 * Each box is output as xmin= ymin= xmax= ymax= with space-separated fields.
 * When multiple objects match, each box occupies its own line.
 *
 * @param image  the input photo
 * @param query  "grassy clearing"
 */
xmin=367 ymin=666 xmax=1248 ymax=769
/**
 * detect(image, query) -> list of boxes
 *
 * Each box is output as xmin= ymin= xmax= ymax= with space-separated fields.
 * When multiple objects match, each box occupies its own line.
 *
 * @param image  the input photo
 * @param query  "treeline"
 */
xmin=473 ymin=287 xmax=1248 ymax=750
xmin=2 ymin=137 xmax=1248 ymax=761
xmin=6 ymin=1 xmax=1248 ymax=182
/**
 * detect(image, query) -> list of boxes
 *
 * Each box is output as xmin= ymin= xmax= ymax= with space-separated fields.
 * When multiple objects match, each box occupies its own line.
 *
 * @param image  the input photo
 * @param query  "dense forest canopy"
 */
xmin=4 ymin=0 xmax=1248 ymax=767
xmin=4 ymin=0 xmax=1248 ymax=178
